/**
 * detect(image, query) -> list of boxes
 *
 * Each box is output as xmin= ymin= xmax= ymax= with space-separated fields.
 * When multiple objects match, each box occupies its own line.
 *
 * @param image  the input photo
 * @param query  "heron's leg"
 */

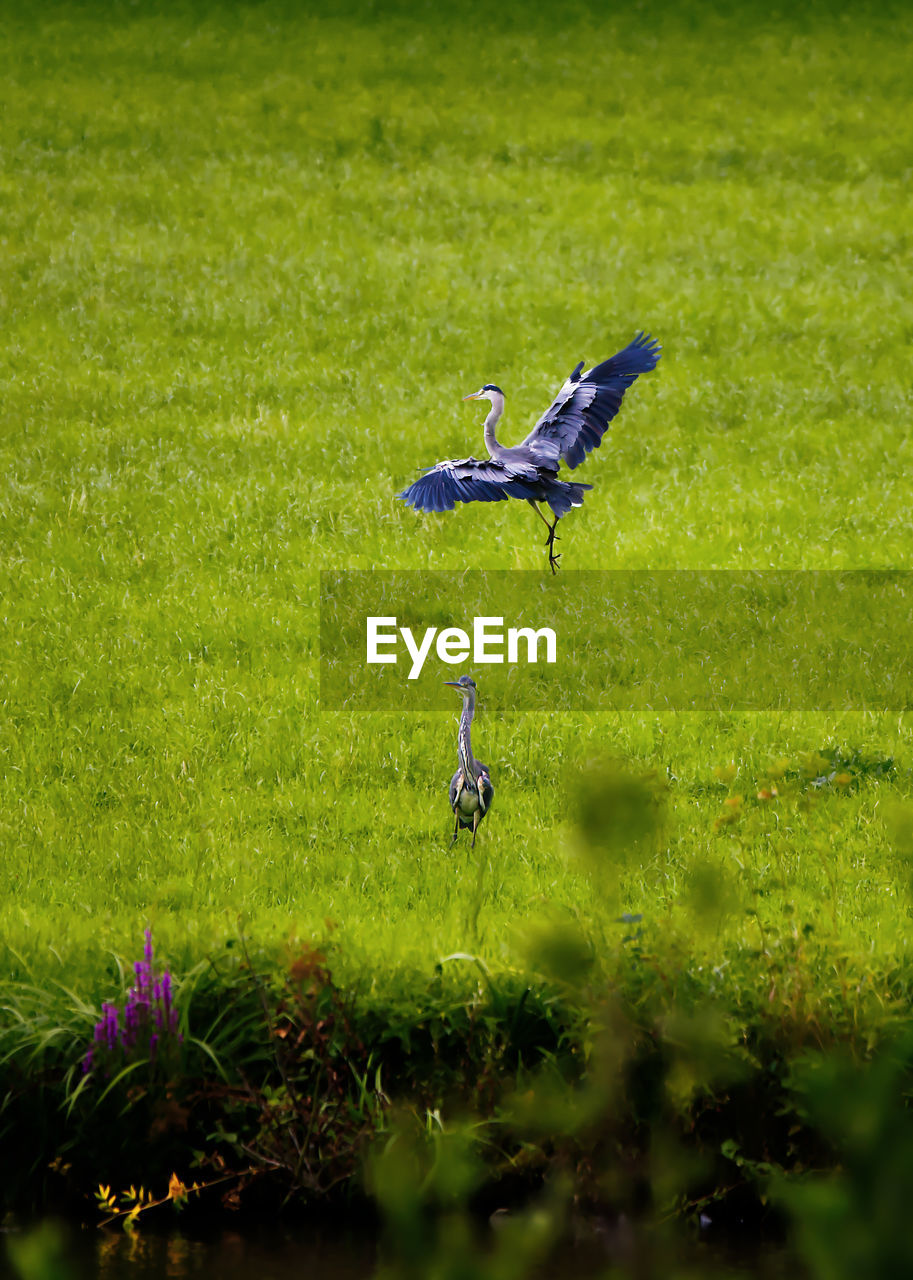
xmin=450 ymin=809 xmax=460 ymax=846
xmin=528 ymin=501 xmax=562 ymax=573
xmin=545 ymin=519 xmax=561 ymax=574
xmin=528 ymin=500 xmax=560 ymax=543
xmin=528 ymin=500 xmax=552 ymax=534
xmin=471 ymin=808 xmax=481 ymax=849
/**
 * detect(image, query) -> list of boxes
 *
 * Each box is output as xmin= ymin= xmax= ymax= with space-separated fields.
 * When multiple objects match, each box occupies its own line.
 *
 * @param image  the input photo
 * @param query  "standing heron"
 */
xmin=445 ymin=675 xmax=493 ymax=849
xmin=397 ymin=332 xmax=661 ymax=572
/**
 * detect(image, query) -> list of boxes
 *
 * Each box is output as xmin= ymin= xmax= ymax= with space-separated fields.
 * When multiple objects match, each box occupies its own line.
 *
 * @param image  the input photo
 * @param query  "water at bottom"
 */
xmin=2 ymin=1216 xmax=794 ymax=1280
xmin=1 ymin=1219 xmax=374 ymax=1280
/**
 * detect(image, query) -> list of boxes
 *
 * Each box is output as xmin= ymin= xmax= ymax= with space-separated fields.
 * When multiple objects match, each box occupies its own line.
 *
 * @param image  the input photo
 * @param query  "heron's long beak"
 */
xmin=443 ymin=681 xmax=462 ymax=688
xmin=462 ymin=391 xmax=481 ymax=401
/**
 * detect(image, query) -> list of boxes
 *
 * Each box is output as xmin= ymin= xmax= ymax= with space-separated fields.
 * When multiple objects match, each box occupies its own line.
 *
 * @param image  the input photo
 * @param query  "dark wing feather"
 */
xmin=521 ymin=332 xmax=661 ymax=470
xmin=398 ymin=456 xmax=543 ymax=513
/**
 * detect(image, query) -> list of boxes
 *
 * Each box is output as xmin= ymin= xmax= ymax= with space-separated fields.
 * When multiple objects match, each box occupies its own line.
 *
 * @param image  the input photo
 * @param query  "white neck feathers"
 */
xmin=482 ymin=392 xmax=504 ymax=456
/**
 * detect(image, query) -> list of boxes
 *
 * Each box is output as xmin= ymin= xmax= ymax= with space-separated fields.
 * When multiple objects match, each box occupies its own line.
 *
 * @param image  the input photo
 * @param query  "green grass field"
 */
xmin=3 ymin=0 xmax=913 ymax=1249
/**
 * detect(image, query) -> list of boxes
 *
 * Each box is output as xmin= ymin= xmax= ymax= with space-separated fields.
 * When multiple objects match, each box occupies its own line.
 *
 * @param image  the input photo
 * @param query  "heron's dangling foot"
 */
xmin=545 ymin=523 xmax=561 ymax=574
xmin=471 ymin=808 xmax=481 ymax=849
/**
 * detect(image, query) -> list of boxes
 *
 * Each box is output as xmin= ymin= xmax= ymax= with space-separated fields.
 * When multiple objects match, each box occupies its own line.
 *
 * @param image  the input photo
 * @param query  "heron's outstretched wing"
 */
xmin=521 ymin=332 xmax=661 ymax=470
xmin=397 ymin=456 xmax=542 ymax=514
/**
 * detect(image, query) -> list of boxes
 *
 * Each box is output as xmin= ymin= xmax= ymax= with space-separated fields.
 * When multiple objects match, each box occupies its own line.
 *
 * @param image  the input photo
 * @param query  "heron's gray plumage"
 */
xmin=397 ymin=332 xmax=660 ymax=572
xmin=445 ymin=676 xmax=493 ymax=849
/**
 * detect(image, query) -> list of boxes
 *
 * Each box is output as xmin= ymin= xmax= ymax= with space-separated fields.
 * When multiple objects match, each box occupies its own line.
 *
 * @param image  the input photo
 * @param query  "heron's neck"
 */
xmin=483 ymin=395 xmax=504 ymax=457
xmin=457 ymin=694 xmax=477 ymax=780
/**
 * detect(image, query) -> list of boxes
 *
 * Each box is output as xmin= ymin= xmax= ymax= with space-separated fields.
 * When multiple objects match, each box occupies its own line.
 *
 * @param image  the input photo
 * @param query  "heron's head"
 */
xmin=462 ymin=384 xmax=504 ymax=404
xmin=444 ymin=675 xmax=477 ymax=698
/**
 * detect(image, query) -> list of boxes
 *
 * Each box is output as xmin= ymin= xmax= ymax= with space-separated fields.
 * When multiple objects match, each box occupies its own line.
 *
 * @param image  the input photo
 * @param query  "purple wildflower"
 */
xmin=83 ymin=930 xmax=181 ymax=1075
xmin=160 ymin=971 xmax=178 ymax=1035
xmin=94 ymin=1002 xmax=119 ymax=1052
xmin=134 ymin=960 xmax=151 ymax=998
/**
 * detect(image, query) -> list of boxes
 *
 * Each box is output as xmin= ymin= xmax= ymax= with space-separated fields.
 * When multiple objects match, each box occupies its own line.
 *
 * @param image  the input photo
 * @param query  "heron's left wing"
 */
xmin=449 ymin=769 xmax=462 ymax=812
xmin=521 ymin=332 xmax=661 ymax=470
xmin=477 ymin=770 xmax=494 ymax=814
xmin=397 ymin=456 xmax=541 ymax=514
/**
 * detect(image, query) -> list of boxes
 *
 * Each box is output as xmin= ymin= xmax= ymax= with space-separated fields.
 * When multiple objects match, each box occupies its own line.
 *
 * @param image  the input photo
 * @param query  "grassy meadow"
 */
xmin=2 ymin=0 xmax=913 ymax=1251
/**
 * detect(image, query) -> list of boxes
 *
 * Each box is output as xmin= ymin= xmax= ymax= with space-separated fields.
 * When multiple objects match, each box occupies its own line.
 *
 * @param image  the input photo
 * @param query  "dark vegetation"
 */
xmin=6 ymin=917 xmax=913 ymax=1277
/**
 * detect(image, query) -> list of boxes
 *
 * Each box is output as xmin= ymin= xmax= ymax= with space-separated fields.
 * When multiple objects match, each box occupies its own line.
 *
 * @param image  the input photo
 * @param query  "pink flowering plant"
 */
xmin=83 ymin=929 xmax=182 ymax=1077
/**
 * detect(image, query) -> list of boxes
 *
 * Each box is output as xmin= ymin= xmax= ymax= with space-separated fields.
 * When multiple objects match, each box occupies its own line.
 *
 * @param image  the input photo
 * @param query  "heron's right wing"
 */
xmin=521 ymin=332 xmax=661 ymax=469
xmin=397 ymin=456 xmax=541 ymax=514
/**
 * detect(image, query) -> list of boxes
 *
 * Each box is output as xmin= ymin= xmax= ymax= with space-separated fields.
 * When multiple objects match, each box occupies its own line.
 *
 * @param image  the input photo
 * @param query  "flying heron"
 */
xmin=397 ymin=332 xmax=661 ymax=572
xmin=445 ymin=675 xmax=493 ymax=849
